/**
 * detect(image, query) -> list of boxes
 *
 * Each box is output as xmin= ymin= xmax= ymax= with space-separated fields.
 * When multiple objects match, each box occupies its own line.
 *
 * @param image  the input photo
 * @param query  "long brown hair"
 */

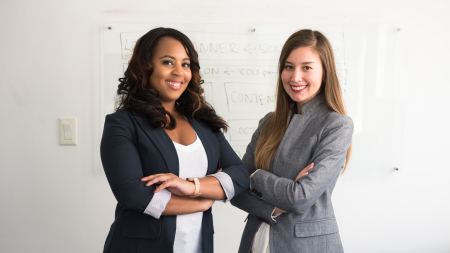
xmin=116 ymin=27 xmax=227 ymax=132
xmin=254 ymin=29 xmax=351 ymax=170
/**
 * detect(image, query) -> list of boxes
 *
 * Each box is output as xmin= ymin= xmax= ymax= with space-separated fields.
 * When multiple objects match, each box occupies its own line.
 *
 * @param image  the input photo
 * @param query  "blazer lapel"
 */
xmin=132 ymin=113 xmax=179 ymax=176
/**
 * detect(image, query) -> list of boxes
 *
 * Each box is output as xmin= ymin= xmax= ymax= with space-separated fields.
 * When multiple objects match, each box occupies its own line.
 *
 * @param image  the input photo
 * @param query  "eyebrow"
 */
xmin=285 ymin=60 xmax=315 ymax=65
xmin=160 ymin=55 xmax=190 ymax=61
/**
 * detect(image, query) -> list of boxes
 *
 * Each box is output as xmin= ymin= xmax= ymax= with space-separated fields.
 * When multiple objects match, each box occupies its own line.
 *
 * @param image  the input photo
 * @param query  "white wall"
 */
xmin=1 ymin=0 xmax=449 ymax=252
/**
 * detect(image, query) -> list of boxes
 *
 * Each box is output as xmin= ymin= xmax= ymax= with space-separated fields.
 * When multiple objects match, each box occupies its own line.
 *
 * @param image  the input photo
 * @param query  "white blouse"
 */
xmin=172 ymin=136 xmax=208 ymax=253
xmin=252 ymin=222 xmax=270 ymax=253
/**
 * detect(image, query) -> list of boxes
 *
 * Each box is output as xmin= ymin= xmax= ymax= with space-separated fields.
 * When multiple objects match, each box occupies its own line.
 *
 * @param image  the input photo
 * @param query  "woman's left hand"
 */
xmin=141 ymin=173 xmax=195 ymax=196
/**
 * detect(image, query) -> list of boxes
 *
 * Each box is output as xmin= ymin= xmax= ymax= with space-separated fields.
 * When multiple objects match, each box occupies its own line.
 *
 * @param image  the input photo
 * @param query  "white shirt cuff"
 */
xmin=271 ymin=207 xmax=284 ymax=222
xmin=143 ymin=189 xmax=171 ymax=219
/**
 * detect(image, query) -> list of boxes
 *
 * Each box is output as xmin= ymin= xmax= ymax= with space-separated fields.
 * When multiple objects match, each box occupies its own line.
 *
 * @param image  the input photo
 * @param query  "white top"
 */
xmin=252 ymin=222 xmax=270 ymax=253
xmin=172 ymin=136 xmax=208 ymax=253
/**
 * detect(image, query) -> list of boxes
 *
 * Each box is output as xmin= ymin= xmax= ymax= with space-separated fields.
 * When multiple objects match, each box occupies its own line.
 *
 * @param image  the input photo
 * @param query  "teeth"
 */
xmin=291 ymin=85 xmax=306 ymax=91
xmin=167 ymin=81 xmax=181 ymax=89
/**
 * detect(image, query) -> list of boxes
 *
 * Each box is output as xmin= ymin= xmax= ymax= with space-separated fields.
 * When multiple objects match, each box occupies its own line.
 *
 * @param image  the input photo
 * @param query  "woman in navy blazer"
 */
xmin=100 ymin=27 xmax=249 ymax=253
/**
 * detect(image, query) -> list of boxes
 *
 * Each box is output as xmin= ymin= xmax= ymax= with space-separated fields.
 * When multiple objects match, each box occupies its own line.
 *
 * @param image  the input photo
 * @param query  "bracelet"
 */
xmin=187 ymin=177 xmax=200 ymax=197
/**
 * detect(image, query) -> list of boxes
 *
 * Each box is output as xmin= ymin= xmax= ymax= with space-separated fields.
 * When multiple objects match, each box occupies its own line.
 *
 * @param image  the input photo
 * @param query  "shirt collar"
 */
xmin=294 ymin=93 xmax=328 ymax=116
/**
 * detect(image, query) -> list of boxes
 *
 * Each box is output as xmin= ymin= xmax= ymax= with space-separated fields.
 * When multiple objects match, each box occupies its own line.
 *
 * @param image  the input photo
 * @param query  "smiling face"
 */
xmin=281 ymin=46 xmax=323 ymax=108
xmin=149 ymin=36 xmax=192 ymax=109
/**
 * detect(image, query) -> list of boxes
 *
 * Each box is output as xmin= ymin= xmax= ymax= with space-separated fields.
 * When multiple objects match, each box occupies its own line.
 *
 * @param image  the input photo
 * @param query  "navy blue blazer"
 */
xmin=100 ymin=109 xmax=249 ymax=253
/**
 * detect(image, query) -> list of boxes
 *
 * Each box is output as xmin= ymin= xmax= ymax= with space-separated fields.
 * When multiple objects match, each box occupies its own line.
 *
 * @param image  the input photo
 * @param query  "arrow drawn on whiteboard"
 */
xmin=224 ymin=70 xmax=235 ymax=75
xmin=262 ymin=70 xmax=277 ymax=77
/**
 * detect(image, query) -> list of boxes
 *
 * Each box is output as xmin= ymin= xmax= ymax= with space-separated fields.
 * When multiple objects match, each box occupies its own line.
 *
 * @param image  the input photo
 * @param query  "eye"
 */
xmin=283 ymin=64 xmax=294 ymax=70
xmin=162 ymin=59 xmax=174 ymax=66
xmin=182 ymin=62 xmax=191 ymax=68
xmin=302 ymin=65 xmax=312 ymax=71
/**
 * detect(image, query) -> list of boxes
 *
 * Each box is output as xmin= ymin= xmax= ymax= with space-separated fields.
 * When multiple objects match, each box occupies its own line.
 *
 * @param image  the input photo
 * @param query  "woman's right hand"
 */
xmin=141 ymin=173 xmax=196 ymax=196
xmin=295 ymin=162 xmax=314 ymax=181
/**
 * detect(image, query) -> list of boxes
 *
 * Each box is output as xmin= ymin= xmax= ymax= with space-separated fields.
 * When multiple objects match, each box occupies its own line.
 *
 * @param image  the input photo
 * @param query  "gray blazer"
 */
xmin=231 ymin=94 xmax=353 ymax=253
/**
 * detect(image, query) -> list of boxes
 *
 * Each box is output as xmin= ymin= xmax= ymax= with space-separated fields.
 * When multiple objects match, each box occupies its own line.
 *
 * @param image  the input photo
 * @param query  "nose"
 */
xmin=172 ymin=63 xmax=183 ymax=76
xmin=291 ymin=68 xmax=303 ymax=83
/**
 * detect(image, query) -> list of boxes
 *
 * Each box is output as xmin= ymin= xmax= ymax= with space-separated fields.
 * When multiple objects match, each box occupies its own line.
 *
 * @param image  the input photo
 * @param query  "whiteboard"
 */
xmin=99 ymin=23 xmax=404 ymax=252
xmin=99 ymin=23 xmax=361 ymax=156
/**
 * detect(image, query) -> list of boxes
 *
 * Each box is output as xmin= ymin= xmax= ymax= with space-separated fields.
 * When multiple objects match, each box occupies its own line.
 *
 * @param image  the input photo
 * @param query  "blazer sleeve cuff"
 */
xmin=143 ymin=189 xmax=171 ymax=219
xmin=208 ymin=171 xmax=235 ymax=201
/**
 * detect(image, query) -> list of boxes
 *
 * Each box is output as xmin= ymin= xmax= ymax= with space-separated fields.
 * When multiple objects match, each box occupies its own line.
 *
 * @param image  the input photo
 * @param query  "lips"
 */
xmin=166 ymin=80 xmax=182 ymax=90
xmin=290 ymin=85 xmax=307 ymax=92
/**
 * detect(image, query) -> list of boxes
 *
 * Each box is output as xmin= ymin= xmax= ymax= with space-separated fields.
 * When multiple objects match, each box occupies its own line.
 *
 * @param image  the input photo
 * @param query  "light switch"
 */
xmin=59 ymin=117 xmax=77 ymax=145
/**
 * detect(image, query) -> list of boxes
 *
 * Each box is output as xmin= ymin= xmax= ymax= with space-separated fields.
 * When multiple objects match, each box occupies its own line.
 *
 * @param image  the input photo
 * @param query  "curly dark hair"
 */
xmin=116 ymin=27 xmax=227 ymax=132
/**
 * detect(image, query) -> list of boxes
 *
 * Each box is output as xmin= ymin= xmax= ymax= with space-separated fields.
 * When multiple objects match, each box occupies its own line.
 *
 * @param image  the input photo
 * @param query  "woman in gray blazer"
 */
xmin=231 ymin=29 xmax=353 ymax=253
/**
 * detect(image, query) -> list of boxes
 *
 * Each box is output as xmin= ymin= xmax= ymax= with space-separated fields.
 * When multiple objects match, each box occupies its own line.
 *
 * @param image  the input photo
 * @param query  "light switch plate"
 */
xmin=59 ymin=117 xmax=77 ymax=145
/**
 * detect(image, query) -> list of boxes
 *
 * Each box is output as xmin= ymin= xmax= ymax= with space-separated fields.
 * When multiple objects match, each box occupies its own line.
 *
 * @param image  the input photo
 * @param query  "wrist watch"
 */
xmin=186 ymin=177 xmax=201 ymax=197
